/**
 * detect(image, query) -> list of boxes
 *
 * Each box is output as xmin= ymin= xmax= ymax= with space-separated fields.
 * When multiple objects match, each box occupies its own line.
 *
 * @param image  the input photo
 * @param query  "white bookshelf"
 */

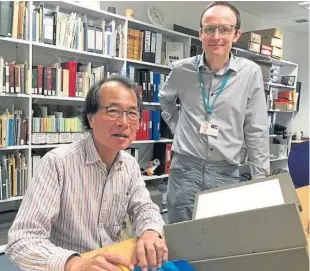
xmin=0 ymin=0 xmax=299 ymax=206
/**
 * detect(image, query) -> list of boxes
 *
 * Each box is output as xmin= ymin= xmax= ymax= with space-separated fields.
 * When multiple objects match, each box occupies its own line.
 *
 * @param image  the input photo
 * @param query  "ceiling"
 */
xmin=233 ymin=1 xmax=309 ymax=34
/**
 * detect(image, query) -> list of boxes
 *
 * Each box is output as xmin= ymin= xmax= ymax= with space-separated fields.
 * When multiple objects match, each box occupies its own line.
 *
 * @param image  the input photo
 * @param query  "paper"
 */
xmin=195 ymin=179 xmax=285 ymax=220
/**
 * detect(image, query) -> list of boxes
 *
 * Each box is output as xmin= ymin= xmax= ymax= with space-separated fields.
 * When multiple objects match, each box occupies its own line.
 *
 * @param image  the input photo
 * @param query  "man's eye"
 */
xmin=128 ymin=111 xmax=139 ymax=116
xmin=108 ymin=109 xmax=120 ymax=114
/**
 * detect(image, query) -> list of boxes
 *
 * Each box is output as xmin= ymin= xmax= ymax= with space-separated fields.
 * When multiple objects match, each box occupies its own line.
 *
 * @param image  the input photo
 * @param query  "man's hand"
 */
xmin=65 ymin=252 xmax=134 ymax=271
xmin=132 ymin=230 xmax=168 ymax=271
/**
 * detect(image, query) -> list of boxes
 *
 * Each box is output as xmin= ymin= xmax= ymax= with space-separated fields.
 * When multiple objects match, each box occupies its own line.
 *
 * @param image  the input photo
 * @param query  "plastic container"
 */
xmin=133 ymin=260 xmax=196 ymax=271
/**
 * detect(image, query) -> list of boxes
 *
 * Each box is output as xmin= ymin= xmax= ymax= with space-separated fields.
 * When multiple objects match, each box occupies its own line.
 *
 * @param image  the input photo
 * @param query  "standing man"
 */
xmin=159 ymin=1 xmax=270 ymax=224
xmin=6 ymin=76 xmax=168 ymax=271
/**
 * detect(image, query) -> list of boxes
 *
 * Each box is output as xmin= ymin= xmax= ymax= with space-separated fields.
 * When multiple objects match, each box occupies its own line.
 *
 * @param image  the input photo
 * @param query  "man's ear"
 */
xmin=87 ymin=114 xmax=94 ymax=129
xmin=199 ymin=28 xmax=202 ymax=42
xmin=233 ymin=28 xmax=242 ymax=44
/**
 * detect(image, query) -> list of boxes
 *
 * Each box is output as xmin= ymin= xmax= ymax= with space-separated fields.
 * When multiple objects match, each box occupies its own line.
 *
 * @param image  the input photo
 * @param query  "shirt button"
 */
xmin=200 ymin=66 xmax=206 ymax=71
xmin=210 ymin=148 xmax=214 ymax=151
xmin=211 ymin=93 xmax=214 ymax=96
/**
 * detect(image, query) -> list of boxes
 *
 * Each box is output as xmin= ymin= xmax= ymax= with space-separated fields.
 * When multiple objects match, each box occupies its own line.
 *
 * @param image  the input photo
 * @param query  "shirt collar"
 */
xmin=198 ymin=51 xmax=239 ymax=74
xmin=85 ymin=133 xmax=123 ymax=167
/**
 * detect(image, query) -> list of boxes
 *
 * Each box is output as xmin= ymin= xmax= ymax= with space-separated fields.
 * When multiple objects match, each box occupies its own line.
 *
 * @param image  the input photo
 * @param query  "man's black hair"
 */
xmin=81 ymin=75 xmax=141 ymax=130
xmin=200 ymin=1 xmax=241 ymax=30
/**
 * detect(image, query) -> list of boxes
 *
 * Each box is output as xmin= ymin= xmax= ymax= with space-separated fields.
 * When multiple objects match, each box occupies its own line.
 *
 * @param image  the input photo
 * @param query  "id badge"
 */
xmin=199 ymin=122 xmax=219 ymax=137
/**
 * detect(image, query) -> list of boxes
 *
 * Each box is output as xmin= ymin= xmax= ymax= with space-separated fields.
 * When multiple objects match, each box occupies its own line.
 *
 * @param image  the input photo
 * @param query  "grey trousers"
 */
xmin=167 ymin=153 xmax=240 ymax=224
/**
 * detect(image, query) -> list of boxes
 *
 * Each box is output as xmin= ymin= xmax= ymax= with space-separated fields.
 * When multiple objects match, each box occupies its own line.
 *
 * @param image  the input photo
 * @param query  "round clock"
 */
xmin=147 ymin=6 xmax=165 ymax=27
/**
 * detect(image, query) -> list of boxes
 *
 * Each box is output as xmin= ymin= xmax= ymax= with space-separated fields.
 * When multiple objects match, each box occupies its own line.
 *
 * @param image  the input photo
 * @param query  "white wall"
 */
xmin=100 ymin=1 xmax=309 ymax=136
xmin=291 ymin=33 xmax=309 ymax=137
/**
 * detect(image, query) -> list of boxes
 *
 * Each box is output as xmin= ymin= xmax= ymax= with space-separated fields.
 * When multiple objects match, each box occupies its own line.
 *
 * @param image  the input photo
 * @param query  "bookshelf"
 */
xmin=0 ymin=0 xmax=298 ymax=206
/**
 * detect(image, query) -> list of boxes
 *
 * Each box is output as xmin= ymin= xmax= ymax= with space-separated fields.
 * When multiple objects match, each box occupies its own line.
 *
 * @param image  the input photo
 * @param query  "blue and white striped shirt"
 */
xmin=6 ymin=134 xmax=164 ymax=271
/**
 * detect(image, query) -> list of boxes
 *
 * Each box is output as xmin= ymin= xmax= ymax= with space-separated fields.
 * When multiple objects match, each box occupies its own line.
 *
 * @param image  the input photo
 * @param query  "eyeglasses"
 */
xmin=201 ymin=24 xmax=236 ymax=36
xmin=100 ymin=106 xmax=140 ymax=121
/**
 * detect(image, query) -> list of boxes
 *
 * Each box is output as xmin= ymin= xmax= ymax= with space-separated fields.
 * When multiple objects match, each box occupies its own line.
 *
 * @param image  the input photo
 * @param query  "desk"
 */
xmin=296 ymin=185 xmax=309 ymax=239
xmin=82 ymin=186 xmax=310 ymax=259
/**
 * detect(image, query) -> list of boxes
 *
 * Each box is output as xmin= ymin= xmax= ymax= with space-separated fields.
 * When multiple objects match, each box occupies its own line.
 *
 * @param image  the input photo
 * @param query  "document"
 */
xmin=195 ymin=179 xmax=285 ymax=219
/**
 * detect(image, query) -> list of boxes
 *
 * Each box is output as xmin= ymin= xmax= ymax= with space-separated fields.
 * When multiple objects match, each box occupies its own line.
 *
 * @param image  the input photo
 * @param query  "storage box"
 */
xmin=274 ymin=99 xmax=294 ymax=111
xmin=272 ymin=46 xmax=283 ymax=59
xmin=236 ymin=32 xmax=261 ymax=53
xmin=261 ymin=45 xmax=272 ymax=56
xmin=237 ymin=41 xmax=261 ymax=53
xmin=254 ymin=28 xmax=284 ymax=40
xmin=163 ymin=173 xmax=308 ymax=271
xmin=239 ymin=32 xmax=262 ymax=44
xmin=262 ymin=36 xmax=283 ymax=48
xmin=278 ymin=91 xmax=293 ymax=101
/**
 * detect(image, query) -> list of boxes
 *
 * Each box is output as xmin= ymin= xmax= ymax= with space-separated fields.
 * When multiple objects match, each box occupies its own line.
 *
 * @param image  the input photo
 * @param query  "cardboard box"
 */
xmin=254 ymin=28 xmax=284 ymax=40
xmin=261 ymin=45 xmax=272 ymax=56
xmin=239 ymin=32 xmax=262 ymax=44
xmin=272 ymin=46 xmax=283 ymax=59
xmin=163 ymin=173 xmax=308 ymax=271
xmin=278 ymin=91 xmax=293 ymax=101
xmin=274 ymin=99 xmax=294 ymax=111
xmin=237 ymin=32 xmax=261 ymax=53
xmin=237 ymin=41 xmax=261 ymax=53
xmin=262 ymin=36 xmax=283 ymax=48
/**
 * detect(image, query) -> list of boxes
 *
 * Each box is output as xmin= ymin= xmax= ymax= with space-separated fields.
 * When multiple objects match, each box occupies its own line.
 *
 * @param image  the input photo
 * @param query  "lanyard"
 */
xmin=196 ymin=55 xmax=230 ymax=119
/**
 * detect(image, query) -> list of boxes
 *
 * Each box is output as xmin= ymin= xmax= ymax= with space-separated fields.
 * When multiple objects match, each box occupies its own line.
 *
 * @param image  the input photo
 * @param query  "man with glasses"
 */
xmin=6 ymin=76 xmax=168 ymax=271
xmin=159 ymin=1 xmax=270 ymax=224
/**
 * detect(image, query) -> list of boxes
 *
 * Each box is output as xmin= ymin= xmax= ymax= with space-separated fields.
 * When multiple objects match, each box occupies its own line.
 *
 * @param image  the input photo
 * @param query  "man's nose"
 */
xmin=212 ymin=29 xmax=220 ymax=39
xmin=117 ymin=112 xmax=129 ymax=126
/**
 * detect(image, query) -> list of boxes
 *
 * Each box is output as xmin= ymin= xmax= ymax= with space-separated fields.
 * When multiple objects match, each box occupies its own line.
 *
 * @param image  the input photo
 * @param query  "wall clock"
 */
xmin=147 ymin=6 xmax=165 ymax=27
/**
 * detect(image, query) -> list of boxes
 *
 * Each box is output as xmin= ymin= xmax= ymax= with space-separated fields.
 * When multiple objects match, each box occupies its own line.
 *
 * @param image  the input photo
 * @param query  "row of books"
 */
xmin=0 ymin=1 xmax=29 ymax=40
xmin=32 ymin=61 xmax=110 ymax=98
xmin=0 ymin=57 xmax=168 ymax=103
xmin=33 ymin=3 xmax=124 ymax=58
xmin=136 ymin=110 xmax=161 ymax=141
xmin=0 ymin=108 xmax=28 ymax=148
xmin=0 ymin=152 xmax=28 ymax=200
xmin=127 ymin=28 xmax=184 ymax=67
xmin=0 ymin=58 xmax=30 ymax=94
xmin=127 ymin=65 xmax=167 ymax=103
xmin=32 ymin=116 xmax=83 ymax=134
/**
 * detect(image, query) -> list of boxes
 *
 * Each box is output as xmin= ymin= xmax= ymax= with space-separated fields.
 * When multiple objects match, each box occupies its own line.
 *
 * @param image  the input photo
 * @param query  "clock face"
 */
xmin=147 ymin=6 xmax=165 ymax=26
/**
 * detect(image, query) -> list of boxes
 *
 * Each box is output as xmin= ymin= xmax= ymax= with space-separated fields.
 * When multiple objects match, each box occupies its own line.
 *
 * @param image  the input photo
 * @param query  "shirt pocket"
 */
xmin=107 ymin=193 xmax=130 ymax=240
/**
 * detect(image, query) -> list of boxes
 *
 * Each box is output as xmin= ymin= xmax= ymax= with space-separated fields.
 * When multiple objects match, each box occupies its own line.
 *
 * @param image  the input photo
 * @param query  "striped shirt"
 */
xmin=5 ymin=134 xmax=164 ymax=271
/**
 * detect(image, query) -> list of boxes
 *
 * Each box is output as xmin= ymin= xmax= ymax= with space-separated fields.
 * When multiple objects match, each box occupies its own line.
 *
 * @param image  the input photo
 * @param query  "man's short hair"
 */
xmin=200 ymin=1 xmax=241 ymax=30
xmin=81 ymin=75 xmax=141 ymax=130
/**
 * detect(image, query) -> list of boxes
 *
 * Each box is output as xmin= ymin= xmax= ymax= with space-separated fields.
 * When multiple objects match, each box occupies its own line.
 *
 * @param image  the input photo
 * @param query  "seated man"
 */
xmin=6 ymin=76 xmax=168 ymax=271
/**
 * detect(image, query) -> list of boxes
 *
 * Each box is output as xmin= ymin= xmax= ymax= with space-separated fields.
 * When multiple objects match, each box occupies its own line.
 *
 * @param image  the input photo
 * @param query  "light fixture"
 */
xmin=298 ymin=1 xmax=310 ymax=6
xmin=298 ymin=1 xmax=310 ymax=10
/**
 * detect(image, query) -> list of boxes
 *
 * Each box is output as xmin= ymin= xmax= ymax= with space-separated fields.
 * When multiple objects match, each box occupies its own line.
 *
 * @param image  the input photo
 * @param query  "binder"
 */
xmin=150 ymin=31 xmax=156 ymax=63
xmin=142 ymin=30 xmax=151 ymax=62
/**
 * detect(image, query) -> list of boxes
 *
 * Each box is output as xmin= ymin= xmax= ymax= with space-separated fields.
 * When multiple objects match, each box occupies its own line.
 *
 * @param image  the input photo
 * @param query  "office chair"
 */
xmin=288 ymin=141 xmax=309 ymax=188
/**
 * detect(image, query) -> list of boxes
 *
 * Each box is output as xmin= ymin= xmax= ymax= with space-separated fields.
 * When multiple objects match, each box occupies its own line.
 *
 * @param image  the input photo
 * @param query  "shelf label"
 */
xmin=59 ymin=133 xmax=72 ymax=143
xmin=46 ymin=133 xmax=59 ymax=144
xmin=32 ymin=133 xmax=46 ymax=144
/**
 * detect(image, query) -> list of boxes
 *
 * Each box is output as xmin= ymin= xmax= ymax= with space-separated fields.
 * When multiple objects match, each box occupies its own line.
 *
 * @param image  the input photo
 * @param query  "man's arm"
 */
xmin=244 ymin=65 xmax=270 ymax=179
xmin=127 ymin=161 xmax=164 ymax=237
xmin=158 ymin=66 xmax=180 ymax=134
xmin=5 ymin=152 xmax=79 ymax=271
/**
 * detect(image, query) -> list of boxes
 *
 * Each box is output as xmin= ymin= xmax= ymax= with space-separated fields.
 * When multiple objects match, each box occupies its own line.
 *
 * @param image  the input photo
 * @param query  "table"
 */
xmin=82 ymin=186 xmax=309 ymax=259
xmin=296 ymin=185 xmax=309 ymax=239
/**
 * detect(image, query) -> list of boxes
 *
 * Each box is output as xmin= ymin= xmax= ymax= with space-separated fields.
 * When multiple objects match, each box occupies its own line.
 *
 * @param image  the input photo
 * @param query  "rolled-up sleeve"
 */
xmin=158 ymin=65 xmax=180 ymax=134
xmin=244 ymin=65 xmax=270 ymax=179
xmin=5 ymin=152 xmax=79 ymax=271
xmin=127 ymin=161 xmax=164 ymax=237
